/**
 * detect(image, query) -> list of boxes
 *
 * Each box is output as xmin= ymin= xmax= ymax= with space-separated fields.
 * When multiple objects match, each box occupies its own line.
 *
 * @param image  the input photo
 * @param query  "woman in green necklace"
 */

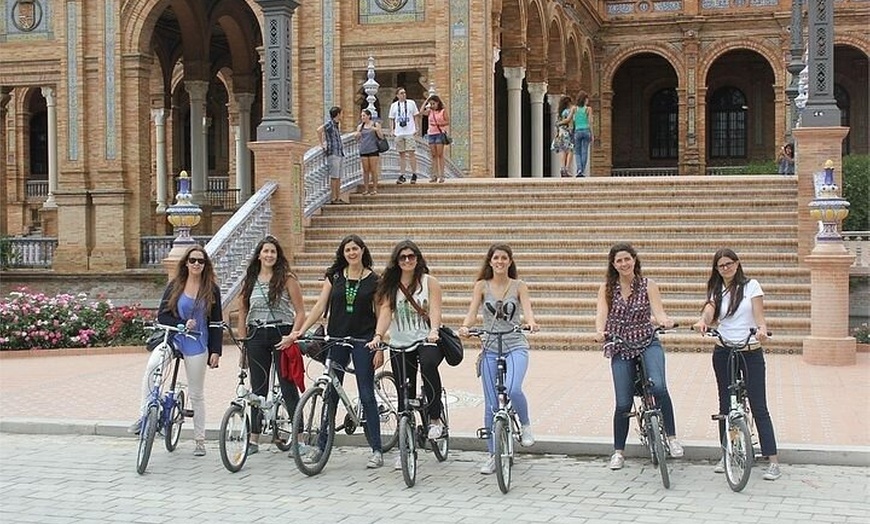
xmin=289 ymin=234 xmax=384 ymax=469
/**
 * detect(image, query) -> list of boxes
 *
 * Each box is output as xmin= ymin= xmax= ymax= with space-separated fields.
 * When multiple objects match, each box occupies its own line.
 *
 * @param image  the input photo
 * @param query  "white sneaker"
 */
xmin=393 ymin=455 xmax=402 ymax=470
xmin=713 ymin=458 xmax=725 ymax=474
xmin=762 ymin=462 xmax=781 ymax=481
xmin=427 ymin=423 xmax=443 ymax=440
xmin=668 ymin=438 xmax=684 ymax=458
xmin=521 ymin=425 xmax=535 ymax=447
xmin=366 ymin=450 xmax=383 ymax=469
xmin=480 ymin=455 xmax=496 ymax=475
xmin=609 ymin=452 xmax=625 ymax=470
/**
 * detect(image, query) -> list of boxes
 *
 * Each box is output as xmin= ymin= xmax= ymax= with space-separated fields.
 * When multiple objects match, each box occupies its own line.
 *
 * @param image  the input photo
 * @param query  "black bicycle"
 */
xmin=700 ymin=327 xmax=767 ymax=492
xmin=381 ymin=338 xmax=450 ymax=487
xmin=603 ymin=326 xmax=677 ymax=489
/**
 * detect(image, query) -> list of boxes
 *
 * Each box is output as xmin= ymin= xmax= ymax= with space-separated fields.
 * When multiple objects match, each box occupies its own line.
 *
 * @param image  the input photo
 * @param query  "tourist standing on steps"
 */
xmin=593 ymin=242 xmax=683 ymax=470
xmin=389 ymin=87 xmax=421 ymax=185
xmin=130 ymin=245 xmax=222 ymax=458
xmin=287 ymin=234 xmax=385 ymax=469
xmin=777 ymin=143 xmax=795 ymax=176
xmin=572 ymin=90 xmax=594 ymax=177
xmin=458 ymin=243 xmax=539 ymax=475
xmin=318 ymin=106 xmax=346 ymax=204
xmin=551 ymin=95 xmax=575 ymax=177
xmin=421 ymin=95 xmax=449 ymax=183
xmin=355 ymin=109 xmax=384 ymax=196
xmin=237 ymin=235 xmax=307 ymax=455
xmin=693 ymin=248 xmax=781 ymax=481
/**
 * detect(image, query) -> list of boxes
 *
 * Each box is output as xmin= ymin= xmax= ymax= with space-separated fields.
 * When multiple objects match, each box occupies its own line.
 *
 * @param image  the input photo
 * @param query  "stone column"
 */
xmin=255 ymin=0 xmax=302 ymax=141
xmin=547 ymin=93 xmax=563 ymax=177
xmin=41 ymin=87 xmax=58 ymax=208
xmin=202 ymin=116 xmax=211 ymax=196
xmin=152 ymin=108 xmax=168 ymax=212
xmin=802 ymin=0 xmax=840 ymax=128
xmin=235 ymin=93 xmax=255 ymax=202
xmin=185 ymin=80 xmax=208 ymax=203
xmin=503 ymin=67 xmax=525 ymax=178
xmin=528 ymin=82 xmax=548 ymax=178
xmin=0 ymin=88 xmax=10 ymax=233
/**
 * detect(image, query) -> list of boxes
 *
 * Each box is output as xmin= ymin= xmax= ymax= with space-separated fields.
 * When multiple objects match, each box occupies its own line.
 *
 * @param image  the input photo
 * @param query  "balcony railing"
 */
xmin=611 ymin=167 xmax=679 ymax=176
xmin=1 ymin=237 xmax=57 ymax=269
xmin=140 ymin=236 xmax=213 ymax=267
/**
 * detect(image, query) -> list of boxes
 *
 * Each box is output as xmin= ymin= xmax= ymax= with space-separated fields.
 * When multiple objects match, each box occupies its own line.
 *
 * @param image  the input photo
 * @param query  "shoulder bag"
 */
xmin=399 ymin=281 xmax=464 ymax=366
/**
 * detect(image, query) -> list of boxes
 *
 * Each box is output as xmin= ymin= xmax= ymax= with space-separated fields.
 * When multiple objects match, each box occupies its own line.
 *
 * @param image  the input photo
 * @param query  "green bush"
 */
xmin=843 ymin=154 xmax=869 ymax=232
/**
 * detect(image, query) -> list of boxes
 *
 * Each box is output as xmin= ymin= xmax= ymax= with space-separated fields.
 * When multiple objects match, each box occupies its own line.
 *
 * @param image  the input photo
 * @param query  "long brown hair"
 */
xmin=475 ymin=243 xmax=518 ymax=281
xmin=240 ymin=235 xmax=298 ymax=312
xmin=375 ymin=239 xmax=430 ymax=311
xmin=165 ymin=246 xmax=217 ymax=318
xmin=704 ymin=248 xmax=749 ymax=321
xmin=604 ymin=243 xmax=642 ymax=312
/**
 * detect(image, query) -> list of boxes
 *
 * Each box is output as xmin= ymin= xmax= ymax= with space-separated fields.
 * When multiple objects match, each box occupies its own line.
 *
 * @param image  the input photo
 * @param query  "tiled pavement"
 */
xmin=1 ymin=344 xmax=867 ymax=464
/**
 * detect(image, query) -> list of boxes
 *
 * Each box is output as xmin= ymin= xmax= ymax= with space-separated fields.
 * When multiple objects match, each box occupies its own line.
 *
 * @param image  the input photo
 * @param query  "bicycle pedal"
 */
xmin=476 ymin=428 xmax=491 ymax=440
xmin=408 ymin=399 xmax=421 ymax=408
xmin=182 ymin=409 xmax=194 ymax=417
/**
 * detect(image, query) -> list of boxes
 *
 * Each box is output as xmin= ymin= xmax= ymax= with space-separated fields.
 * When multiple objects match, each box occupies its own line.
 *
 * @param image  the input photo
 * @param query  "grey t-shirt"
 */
xmin=480 ymin=280 xmax=528 ymax=352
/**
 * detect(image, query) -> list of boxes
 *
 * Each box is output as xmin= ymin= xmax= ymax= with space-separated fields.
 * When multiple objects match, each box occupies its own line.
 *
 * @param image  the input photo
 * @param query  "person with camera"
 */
xmin=317 ymin=106 xmax=345 ymax=204
xmin=777 ymin=143 xmax=795 ymax=176
xmin=388 ymin=88 xmax=420 ymax=185
xmin=421 ymin=95 xmax=449 ymax=183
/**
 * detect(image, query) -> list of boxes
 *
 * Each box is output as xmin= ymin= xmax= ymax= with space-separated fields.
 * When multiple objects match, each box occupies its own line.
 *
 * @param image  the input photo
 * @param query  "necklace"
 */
xmin=345 ymin=268 xmax=362 ymax=313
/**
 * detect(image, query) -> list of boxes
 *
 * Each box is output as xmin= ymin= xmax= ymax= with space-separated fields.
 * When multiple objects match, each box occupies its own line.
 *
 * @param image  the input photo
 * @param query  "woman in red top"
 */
xmin=422 ymin=95 xmax=449 ymax=183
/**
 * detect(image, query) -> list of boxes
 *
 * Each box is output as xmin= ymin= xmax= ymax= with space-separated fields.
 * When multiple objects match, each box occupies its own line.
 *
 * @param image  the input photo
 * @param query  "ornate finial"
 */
xmin=363 ymin=56 xmax=380 ymax=119
xmin=166 ymin=170 xmax=202 ymax=247
xmin=809 ymin=160 xmax=850 ymax=242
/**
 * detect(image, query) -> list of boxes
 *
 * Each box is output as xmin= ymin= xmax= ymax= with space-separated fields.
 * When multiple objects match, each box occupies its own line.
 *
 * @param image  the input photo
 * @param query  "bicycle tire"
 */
xmin=272 ymin=398 xmax=293 ymax=452
xmin=430 ymin=388 xmax=449 ymax=462
xmin=136 ymin=405 xmax=159 ymax=475
xmin=493 ymin=417 xmax=512 ymax=494
xmin=648 ymin=413 xmax=670 ymax=489
xmin=724 ymin=416 xmax=753 ymax=492
xmin=219 ymin=403 xmax=250 ymax=473
xmin=292 ymin=386 xmax=335 ymax=476
xmin=164 ymin=390 xmax=185 ymax=452
xmin=375 ymin=370 xmax=399 ymax=452
xmin=399 ymin=416 xmax=417 ymax=487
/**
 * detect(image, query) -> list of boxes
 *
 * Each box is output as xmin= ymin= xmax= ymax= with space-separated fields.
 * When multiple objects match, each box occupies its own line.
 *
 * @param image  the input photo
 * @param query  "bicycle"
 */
xmin=135 ymin=322 xmax=198 ymax=475
xmin=291 ymin=334 xmax=399 ymax=476
xmin=700 ymin=327 xmax=767 ymax=492
xmin=217 ymin=320 xmax=295 ymax=473
xmin=467 ymin=324 xmax=531 ymax=494
xmin=381 ymin=337 xmax=450 ymax=487
xmin=603 ymin=326 xmax=677 ymax=489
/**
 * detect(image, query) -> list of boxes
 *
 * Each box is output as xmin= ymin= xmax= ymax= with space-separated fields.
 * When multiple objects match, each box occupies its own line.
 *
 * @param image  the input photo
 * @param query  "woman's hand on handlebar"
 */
xmin=426 ymin=328 xmax=439 ymax=343
xmin=692 ymin=320 xmax=708 ymax=334
xmin=524 ymin=321 xmax=539 ymax=334
xmin=593 ymin=330 xmax=606 ymax=343
xmin=274 ymin=334 xmax=294 ymax=351
xmin=458 ymin=326 xmax=470 ymax=338
xmin=372 ymin=348 xmax=385 ymax=369
xmin=365 ymin=334 xmax=382 ymax=350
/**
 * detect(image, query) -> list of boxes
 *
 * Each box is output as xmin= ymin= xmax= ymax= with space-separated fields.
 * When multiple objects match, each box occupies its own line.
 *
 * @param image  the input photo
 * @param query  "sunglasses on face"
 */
xmin=187 ymin=257 xmax=206 ymax=265
xmin=398 ymin=253 xmax=417 ymax=262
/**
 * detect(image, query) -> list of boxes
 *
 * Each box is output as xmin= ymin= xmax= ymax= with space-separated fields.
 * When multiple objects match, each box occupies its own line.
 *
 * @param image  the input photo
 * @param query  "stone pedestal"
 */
xmin=51 ymin=191 xmax=89 ymax=272
xmin=802 ymin=242 xmax=857 ymax=366
xmin=88 ymin=190 xmax=132 ymax=271
xmin=249 ymin=140 xmax=309 ymax=260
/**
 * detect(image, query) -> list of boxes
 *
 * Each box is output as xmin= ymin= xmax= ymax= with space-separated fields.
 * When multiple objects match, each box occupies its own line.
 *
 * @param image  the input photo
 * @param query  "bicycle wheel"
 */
xmin=493 ymin=417 xmax=512 ymax=494
xmin=136 ymin=405 xmax=159 ymax=475
xmin=272 ymin=397 xmax=293 ymax=452
xmin=430 ymin=389 xmax=449 ymax=462
xmin=292 ymin=386 xmax=335 ymax=476
xmin=647 ymin=413 xmax=670 ymax=489
xmin=398 ymin=416 xmax=417 ymax=488
xmin=219 ymin=403 xmax=250 ymax=473
xmin=164 ymin=390 xmax=185 ymax=452
xmin=724 ymin=416 xmax=753 ymax=492
xmin=375 ymin=370 xmax=399 ymax=452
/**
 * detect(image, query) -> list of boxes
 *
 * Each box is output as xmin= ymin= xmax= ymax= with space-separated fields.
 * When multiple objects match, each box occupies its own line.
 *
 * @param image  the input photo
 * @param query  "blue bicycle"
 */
xmin=136 ymin=322 xmax=197 ymax=475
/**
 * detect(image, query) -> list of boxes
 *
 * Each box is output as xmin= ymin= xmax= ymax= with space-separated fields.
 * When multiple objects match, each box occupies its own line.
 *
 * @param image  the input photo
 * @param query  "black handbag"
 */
xmin=376 ymin=136 xmax=390 ymax=153
xmin=399 ymin=282 xmax=464 ymax=367
xmin=298 ymin=324 xmax=327 ymax=363
xmin=442 ymin=133 xmax=452 ymax=145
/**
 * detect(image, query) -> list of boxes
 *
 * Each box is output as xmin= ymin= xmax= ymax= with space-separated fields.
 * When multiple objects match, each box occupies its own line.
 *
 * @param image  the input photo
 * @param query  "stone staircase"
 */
xmin=292 ymin=176 xmax=809 ymax=353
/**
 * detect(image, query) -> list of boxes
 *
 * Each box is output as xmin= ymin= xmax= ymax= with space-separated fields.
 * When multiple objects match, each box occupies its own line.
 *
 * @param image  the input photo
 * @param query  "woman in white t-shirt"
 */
xmin=693 ymin=248 xmax=781 ymax=481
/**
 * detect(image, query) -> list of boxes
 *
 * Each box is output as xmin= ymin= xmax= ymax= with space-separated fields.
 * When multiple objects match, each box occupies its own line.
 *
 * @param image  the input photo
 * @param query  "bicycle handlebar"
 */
xmin=695 ymin=327 xmax=772 ymax=350
xmin=466 ymin=324 xmax=531 ymax=337
xmin=297 ymin=334 xmax=371 ymax=345
xmin=145 ymin=322 xmax=201 ymax=339
xmin=603 ymin=325 xmax=679 ymax=351
xmin=380 ymin=338 xmax=437 ymax=352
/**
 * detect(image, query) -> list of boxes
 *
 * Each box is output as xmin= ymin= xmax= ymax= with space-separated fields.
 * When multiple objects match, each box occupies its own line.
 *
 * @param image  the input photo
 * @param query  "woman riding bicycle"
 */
xmin=288 ymin=234 xmax=385 ymax=469
xmin=237 ymin=235 xmax=307 ymax=455
xmin=368 ymin=240 xmax=445 ymax=471
xmin=692 ymin=248 xmax=781 ymax=481
xmin=130 ymin=245 xmax=222 ymax=457
xmin=593 ymin=243 xmax=683 ymax=470
xmin=458 ymin=243 xmax=539 ymax=475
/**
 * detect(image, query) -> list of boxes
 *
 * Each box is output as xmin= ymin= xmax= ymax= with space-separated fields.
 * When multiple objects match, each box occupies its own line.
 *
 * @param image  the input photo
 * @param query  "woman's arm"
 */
xmin=458 ymin=280 xmax=484 ymax=337
xmin=367 ymin=299 xmax=393 ymax=349
xmin=516 ymin=280 xmax=539 ymax=332
xmin=647 ymin=279 xmax=673 ymax=328
xmin=593 ymin=283 xmax=608 ymax=342
xmin=375 ymin=122 xmax=384 ymax=138
xmin=751 ymin=295 xmax=769 ymax=343
xmin=156 ymin=285 xmax=183 ymax=326
xmin=693 ymin=301 xmax=716 ymax=333
xmin=428 ymin=276 xmax=444 ymax=342
xmin=276 ymin=277 xmax=307 ymax=350
xmin=587 ymin=107 xmax=594 ymax=141
xmin=290 ymin=278 xmax=332 ymax=340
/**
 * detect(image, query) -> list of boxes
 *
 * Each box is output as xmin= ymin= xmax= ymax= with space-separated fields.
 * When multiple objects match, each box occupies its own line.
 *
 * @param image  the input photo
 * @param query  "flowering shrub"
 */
xmin=852 ymin=323 xmax=870 ymax=344
xmin=0 ymin=289 xmax=154 ymax=350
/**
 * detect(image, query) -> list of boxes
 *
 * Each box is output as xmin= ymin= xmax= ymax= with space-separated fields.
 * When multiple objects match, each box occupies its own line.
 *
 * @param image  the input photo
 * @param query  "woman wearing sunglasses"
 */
xmin=369 ymin=240 xmax=445 ymax=470
xmin=130 ymin=245 xmax=223 ymax=457
xmin=458 ymin=243 xmax=539 ymax=475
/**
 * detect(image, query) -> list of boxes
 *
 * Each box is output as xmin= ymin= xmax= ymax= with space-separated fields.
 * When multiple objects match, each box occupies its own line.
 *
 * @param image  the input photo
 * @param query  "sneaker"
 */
xmin=247 ymin=442 xmax=259 ymax=455
xmin=608 ymin=452 xmax=625 ymax=470
xmin=127 ymin=419 xmax=142 ymax=435
xmin=668 ymin=438 xmax=684 ymax=458
xmin=713 ymin=458 xmax=725 ymax=474
xmin=193 ymin=441 xmax=206 ymax=457
xmin=521 ymin=425 xmax=535 ymax=447
xmin=480 ymin=455 xmax=496 ymax=475
xmin=763 ymin=462 xmax=782 ymax=481
xmin=303 ymin=448 xmax=323 ymax=463
xmin=366 ymin=450 xmax=384 ymax=469
xmin=396 ymin=175 xmax=406 ymax=184
xmin=394 ymin=455 xmax=402 ymax=470
xmin=410 ymin=174 xmax=417 ymax=184
xmin=427 ymin=423 xmax=443 ymax=440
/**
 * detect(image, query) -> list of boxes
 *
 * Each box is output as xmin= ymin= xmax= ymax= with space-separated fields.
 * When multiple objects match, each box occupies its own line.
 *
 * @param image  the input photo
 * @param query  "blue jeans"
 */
xmin=573 ymin=128 xmax=592 ymax=176
xmin=322 ymin=339 xmax=381 ymax=452
xmin=480 ymin=347 xmax=530 ymax=454
xmin=713 ymin=347 xmax=778 ymax=457
xmin=610 ymin=339 xmax=677 ymax=451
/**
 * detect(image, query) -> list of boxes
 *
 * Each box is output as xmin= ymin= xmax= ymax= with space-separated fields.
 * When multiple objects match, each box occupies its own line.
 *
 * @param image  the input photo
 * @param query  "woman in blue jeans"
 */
xmin=594 ymin=243 xmax=683 ymax=470
xmin=693 ymin=248 xmax=781 ymax=480
xmin=459 ymin=244 xmax=539 ymax=475
xmin=572 ymin=90 xmax=594 ymax=177
xmin=289 ymin=234 xmax=384 ymax=469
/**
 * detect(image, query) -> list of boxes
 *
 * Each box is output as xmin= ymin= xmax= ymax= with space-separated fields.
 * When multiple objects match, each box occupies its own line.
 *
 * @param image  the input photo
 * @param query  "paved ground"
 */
xmin=1 ymin=432 xmax=867 ymax=523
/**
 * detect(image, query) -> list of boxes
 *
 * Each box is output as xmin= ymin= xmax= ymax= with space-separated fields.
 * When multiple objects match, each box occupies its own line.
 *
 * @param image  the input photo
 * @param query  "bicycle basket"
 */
xmin=297 ymin=325 xmax=327 ymax=363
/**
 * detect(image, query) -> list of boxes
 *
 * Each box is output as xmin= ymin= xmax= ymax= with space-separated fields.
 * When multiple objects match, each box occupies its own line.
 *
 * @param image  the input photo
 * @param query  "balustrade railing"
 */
xmin=1 ymin=237 xmax=57 ymax=268
xmin=611 ymin=167 xmax=679 ymax=177
xmin=25 ymin=180 xmax=48 ymax=199
xmin=844 ymin=231 xmax=870 ymax=275
xmin=140 ymin=236 xmax=212 ymax=267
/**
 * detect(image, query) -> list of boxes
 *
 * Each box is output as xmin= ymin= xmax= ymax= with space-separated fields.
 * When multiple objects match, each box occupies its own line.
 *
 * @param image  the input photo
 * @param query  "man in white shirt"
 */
xmin=388 ymin=87 xmax=420 ymax=184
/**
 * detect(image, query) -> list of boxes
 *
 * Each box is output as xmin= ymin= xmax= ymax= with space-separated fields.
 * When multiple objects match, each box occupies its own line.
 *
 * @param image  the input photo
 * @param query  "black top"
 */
xmin=327 ymin=271 xmax=378 ymax=338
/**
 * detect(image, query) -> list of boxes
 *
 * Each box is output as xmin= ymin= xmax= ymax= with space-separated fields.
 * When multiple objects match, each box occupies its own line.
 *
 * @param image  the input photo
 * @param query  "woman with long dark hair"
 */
xmin=693 ymin=248 xmax=781 ymax=480
xmin=421 ymin=95 xmax=449 ymax=183
xmin=572 ymin=90 xmax=594 ymax=177
xmin=551 ymin=95 xmax=575 ymax=177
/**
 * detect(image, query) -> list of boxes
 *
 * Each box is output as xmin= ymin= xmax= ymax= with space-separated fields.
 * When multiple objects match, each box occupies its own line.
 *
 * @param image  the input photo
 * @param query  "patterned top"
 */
xmin=245 ymin=280 xmax=296 ymax=326
xmin=604 ymin=277 xmax=655 ymax=360
xmin=323 ymin=119 xmax=343 ymax=157
xmin=389 ymin=275 xmax=431 ymax=346
xmin=481 ymin=280 xmax=528 ymax=352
